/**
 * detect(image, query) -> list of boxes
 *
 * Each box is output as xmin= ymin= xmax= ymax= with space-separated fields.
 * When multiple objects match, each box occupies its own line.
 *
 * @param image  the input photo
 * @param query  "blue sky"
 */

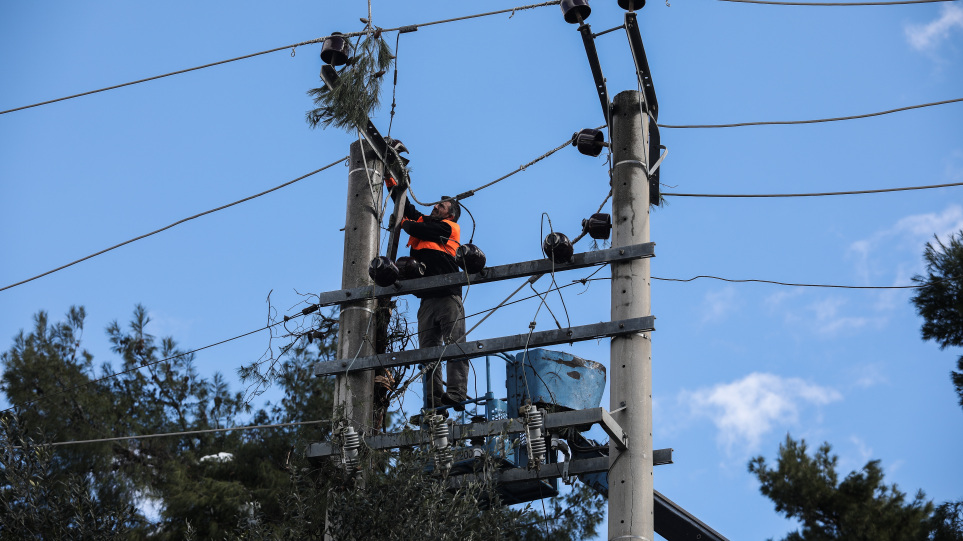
xmin=1 ymin=1 xmax=962 ymax=539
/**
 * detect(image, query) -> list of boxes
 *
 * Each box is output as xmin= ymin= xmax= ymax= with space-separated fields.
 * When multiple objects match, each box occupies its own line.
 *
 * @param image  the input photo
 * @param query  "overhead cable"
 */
xmin=717 ymin=0 xmax=956 ymax=5
xmin=14 ymin=420 xmax=328 ymax=450
xmin=660 ymin=97 xmax=963 ymax=128
xmin=653 ymin=275 xmax=921 ymax=289
xmin=0 ymin=158 xmax=347 ymax=293
xmin=1 ymin=322 xmax=280 ymax=415
xmin=409 ymin=124 xmax=606 ymax=208
xmin=664 ymin=180 xmax=963 ymax=198
xmin=0 ymin=1 xmax=560 ymax=116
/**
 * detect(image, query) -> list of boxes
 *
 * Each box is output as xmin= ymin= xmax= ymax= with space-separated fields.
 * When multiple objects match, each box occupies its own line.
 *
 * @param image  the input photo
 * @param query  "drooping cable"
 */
xmin=653 ymin=275 xmax=924 ymax=289
xmin=664 ymin=181 xmax=963 ymax=198
xmin=717 ymin=0 xmax=956 ymax=5
xmin=0 ymin=157 xmax=348 ymax=293
xmin=1 ymin=321 xmax=285 ymax=415
xmin=12 ymin=420 xmax=329 ymax=450
xmin=0 ymin=1 xmax=560 ymax=116
xmin=660 ymin=97 xmax=963 ymax=128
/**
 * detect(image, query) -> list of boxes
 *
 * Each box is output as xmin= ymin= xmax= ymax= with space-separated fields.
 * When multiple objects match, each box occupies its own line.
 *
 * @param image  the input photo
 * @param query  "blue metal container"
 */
xmin=506 ymin=348 xmax=606 ymax=418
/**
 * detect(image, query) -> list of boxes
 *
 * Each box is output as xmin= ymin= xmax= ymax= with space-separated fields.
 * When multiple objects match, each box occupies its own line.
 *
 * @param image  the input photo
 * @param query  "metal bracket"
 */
xmin=577 ymin=23 xmax=611 ymax=123
xmin=306 ymin=407 xmax=661 ymax=459
xmin=314 ymin=316 xmax=655 ymax=376
xmin=600 ymin=408 xmax=628 ymax=451
xmin=306 ymin=242 xmax=654 ymax=310
xmin=623 ymin=12 xmax=659 ymax=121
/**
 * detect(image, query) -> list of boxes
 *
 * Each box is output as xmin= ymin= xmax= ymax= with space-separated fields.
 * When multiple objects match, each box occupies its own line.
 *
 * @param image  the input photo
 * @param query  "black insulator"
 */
xmin=368 ymin=256 xmax=400 ymax=287
xmin=572 ymin=128 xmax=605 ymax=157
xmin=395 ymin=256 xmax=426 ymax=280
xmin=618 ymin=0 xmax=646 ymax=10
xmin=301 ymin=304 xmax=319 ymax=316
xmin=456 ymin=244 xmax=487 ymax=274
xmin=320 ymin=32 xmax=351 ymax=66
xmin=582 ymin=213 xmax=612 ymax=240
xmin=543 ymin=232 xmax=574 ymax=263
xmin=561 ymin=0 xmax=591 ymax=24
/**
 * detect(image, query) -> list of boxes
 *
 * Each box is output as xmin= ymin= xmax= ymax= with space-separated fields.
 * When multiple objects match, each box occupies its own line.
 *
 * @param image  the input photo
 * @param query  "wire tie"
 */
xmin=510 ymin=7 xmax=517 ymax=17
xmin=291 ymin=47 xmax=296 ymax=57
xmin=529 ymin=321 xmax=537 ymax=330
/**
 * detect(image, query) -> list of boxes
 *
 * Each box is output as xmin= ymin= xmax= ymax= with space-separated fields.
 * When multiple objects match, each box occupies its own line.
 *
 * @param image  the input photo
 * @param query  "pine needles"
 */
xmin=306 ymin=31 xmax=394 ymax=131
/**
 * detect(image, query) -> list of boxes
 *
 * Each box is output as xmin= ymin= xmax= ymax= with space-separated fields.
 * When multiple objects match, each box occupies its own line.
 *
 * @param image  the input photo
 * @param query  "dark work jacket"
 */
xmin=402 ymin=205 xmax=462 ymax=299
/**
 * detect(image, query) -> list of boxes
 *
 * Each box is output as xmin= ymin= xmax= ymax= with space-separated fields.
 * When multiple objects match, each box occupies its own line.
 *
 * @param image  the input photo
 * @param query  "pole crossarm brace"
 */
xmin=448 ymin=450 xmax=673 ymax=489
xmin=306 ymin=243 xmax=654 ymax=310
xmin=314 ymin=316 xmax=655 ymax=376
xmin=306 ymin=406 xmax=670 ymax=459
xmin=655 ymin=490 xmax=731 ymax=541
xmin=624 ymin=12 xmax=659 ymax=121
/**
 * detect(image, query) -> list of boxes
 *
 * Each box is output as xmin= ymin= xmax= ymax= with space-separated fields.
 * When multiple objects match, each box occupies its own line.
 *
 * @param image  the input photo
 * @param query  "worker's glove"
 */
xmin=400 ymin=220 xmax=412 ymax=233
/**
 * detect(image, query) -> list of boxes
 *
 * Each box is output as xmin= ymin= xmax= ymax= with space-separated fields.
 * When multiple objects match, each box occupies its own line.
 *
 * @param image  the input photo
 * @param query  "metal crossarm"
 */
xmin=313 ymin=316 xmax=655 ymax=376
xmin=449 ymin=450 xmax=673 ymax=489
xmin=306 ymin=406 xmax=670 ymax=460
xmin=307 ymin=243 xmax=654 ymax=309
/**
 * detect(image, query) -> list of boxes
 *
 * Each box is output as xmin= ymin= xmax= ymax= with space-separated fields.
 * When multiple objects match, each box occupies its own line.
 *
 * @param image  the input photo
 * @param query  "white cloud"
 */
xmin=807 ymin=297 xmax=882 ymax=336
xmin=701 ymin=286 xmax=740 ymax=323
xmin=905 ymin=5 xmax=963 ymax=52
xmin=681 ymin=373 xmax=842 ymax=455
xmin=848 ymin=204 xmax=963 ymax=284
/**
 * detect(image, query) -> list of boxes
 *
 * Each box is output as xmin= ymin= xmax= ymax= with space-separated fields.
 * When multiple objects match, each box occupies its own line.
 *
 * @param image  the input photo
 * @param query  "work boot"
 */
xmin=440 ymin=393 xmax=466 ymax=412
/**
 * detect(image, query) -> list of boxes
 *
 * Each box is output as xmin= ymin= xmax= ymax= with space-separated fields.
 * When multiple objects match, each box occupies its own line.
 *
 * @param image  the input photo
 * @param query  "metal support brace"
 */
xmin=314 ymin=316 xmax=655 ymax=376
xmin=306 ymin=243 xmax=655 ymax=310
xmin=306 ymin=407 xmax=657 ymax=459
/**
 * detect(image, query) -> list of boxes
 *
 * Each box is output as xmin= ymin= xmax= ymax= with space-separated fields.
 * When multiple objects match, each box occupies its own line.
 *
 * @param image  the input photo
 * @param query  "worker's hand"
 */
xmin=400 ymin=220 xmax=412 ymax=233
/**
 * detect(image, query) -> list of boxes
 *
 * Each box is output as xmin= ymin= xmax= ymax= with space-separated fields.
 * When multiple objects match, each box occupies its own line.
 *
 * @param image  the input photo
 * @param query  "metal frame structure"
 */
xmin=314 ymin=316 xmax=654 ymax=376
xmin=300 ymin=242 xmax=654 ymax=311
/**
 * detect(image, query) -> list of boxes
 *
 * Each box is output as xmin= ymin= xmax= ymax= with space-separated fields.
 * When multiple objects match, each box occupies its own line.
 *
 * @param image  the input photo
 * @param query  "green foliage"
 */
xmin=748 ymin=435 xmax=962 ymax=541
xmin=306 ymin=31 xmax=393 ymax=131
xmin=1 ymin=306 xmax=606 ymax=540
xmin=0 ymin=414 xmax=137 ymax=539
xmin=911 ymin=230 xmax=963 ymax=409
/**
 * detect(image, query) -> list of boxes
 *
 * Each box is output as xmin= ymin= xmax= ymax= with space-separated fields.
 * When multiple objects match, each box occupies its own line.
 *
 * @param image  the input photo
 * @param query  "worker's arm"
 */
xmin=403 ymin=204 xmax=425 ymax=221
xmin=402 ymin=218 xmax=452 ymax=244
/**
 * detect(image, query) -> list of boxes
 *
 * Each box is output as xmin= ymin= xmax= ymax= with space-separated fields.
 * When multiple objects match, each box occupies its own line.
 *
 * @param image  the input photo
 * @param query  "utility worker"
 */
xmin=400 ymin=196 xmax=468 ymax=411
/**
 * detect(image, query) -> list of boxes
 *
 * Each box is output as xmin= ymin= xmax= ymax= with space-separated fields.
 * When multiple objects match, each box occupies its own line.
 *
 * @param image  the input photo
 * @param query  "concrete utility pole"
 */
xmin=333 ymin=140 xmax=384 ymax=433
xmin=609 ymin=90 xmax=654 ymax=541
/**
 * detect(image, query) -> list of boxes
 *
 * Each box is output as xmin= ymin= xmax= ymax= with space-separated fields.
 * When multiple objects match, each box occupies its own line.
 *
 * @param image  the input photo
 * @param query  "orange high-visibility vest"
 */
xmin=405 ymin=217 xmax=460 ymax=257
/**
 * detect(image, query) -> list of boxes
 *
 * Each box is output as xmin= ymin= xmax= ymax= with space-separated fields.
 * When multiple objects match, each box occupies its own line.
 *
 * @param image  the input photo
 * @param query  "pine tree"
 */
xmin=749 ymin=435 xmax=962 ymax=541
xmin=910 ymin=230 xmax=963 ymax=410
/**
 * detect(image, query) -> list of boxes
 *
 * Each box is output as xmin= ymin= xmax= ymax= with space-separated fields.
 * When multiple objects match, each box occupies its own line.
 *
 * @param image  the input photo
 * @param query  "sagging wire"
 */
xmin=387 ymin=31 xmax=402 ymax=138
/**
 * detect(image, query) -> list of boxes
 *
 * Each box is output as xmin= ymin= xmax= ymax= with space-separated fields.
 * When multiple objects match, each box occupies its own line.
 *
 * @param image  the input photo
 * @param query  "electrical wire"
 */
xmin=664 ymin=180 xmax=963 ymax=198
xmin=660 ymin=97 xmax=963 ymax=128
xmin=1 ymin=321 xmax=284 ymax=415
xmin=410 ymin=126 xmax=603 ymax=208
xmin=0 ymin=1 xmax=560 ymax=116
xmin=13 ymin=420 xmax=329 ymax=450
xmin=0 ymin=158 xmax=348 ymax=293
xmin=652 ymin=275 xmax=923 ymax=289
xmin=717 ymin=0 xmax=956 ymax=5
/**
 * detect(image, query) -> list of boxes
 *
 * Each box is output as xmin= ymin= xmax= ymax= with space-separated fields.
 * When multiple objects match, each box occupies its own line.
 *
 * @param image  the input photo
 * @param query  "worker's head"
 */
xmin=431 ymin=196 xmax=460 ymax=222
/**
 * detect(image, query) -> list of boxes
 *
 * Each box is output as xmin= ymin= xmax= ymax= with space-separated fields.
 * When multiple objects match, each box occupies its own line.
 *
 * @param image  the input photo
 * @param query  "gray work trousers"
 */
xmin=418 ymin=295 xmax=468 ymax=402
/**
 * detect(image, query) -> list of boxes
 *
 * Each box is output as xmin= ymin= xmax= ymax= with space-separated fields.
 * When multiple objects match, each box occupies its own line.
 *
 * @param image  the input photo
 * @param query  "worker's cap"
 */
xmin=440 ymin=196 xmax=461 ymax=222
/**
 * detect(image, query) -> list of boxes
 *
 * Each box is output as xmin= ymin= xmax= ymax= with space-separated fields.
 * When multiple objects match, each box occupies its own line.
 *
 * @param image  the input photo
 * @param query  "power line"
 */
xmin=0 ymin=158 xmax=347 ymax=293
xmin=0 ymin=1 xmax=560 ymax=116
xmin=664 ymin=180 xmax=963 ymax=198
xmin=653 ymin=275 xmax=921 ymax=289
xmin=660 ymin=97 xmax=963 ymax=129
xmin=14 ymin=420 xmax=329 ymax=450
xmin=1 ymin=322 xmax=280 ymax=415
xmin=717 ymin=0 xmax=957 ymax=5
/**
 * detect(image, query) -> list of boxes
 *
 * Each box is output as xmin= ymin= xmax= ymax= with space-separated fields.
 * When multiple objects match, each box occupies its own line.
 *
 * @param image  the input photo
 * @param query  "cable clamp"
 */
xmin=613 ymin=159 xmax=646 ymax=171
xmin=349 ymin=167 xmax=384 ymax=177
xmin=339 ymin=306 xmax=376 ymax=316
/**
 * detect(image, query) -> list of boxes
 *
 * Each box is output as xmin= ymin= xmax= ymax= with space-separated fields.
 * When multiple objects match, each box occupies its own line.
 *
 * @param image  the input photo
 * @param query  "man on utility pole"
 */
xmin=400 ymin=197 xmax=469 ymax=411
xmin=609 ymin=90 xmax=655 ymax=541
